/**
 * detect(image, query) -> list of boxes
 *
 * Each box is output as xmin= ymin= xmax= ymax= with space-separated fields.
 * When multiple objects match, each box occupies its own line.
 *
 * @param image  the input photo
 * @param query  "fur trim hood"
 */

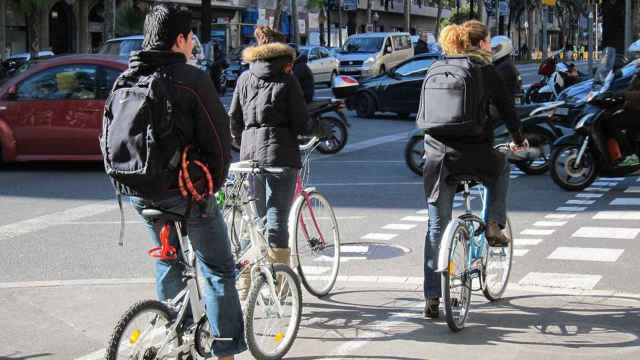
xmin=242 ymin=42 xmax=296 ymax=63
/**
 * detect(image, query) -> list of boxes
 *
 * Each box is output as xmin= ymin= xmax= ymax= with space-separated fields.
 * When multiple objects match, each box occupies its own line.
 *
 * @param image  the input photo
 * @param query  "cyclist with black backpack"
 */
xmin=417 ymin=20 xmax=527 ymax=319
xmin=100 ymin=5 xmax=246 ymax=359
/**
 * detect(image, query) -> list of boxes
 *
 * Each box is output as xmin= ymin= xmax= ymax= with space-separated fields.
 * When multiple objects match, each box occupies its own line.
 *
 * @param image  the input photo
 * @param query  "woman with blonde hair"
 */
xmin=420 ymin=20 xmax=526 ymax=318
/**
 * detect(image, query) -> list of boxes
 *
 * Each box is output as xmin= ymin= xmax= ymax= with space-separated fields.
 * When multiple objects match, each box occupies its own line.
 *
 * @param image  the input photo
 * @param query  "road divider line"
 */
xmin=518 ymin=272 xmax=602 ymax=290
xmin=513 ymin=249 xmax=530 ymax=257
xmin=339 ymin=131 xmax=412 ymax=155
xmin=610 ymin=198 xmax=640 ymax=206
xmin=361 ymin=233 xmax=398 ymax=241
xmin=382 ymin=224 xmax=417 ymax=230
xmin=566 ymin=199 xmax=596 ymax=205
xmin=576 ymin=193 xmax=604 ymax=198
xmin=545 ymin=213 xmax=577 ymax=219
xmin=593 ymin=211 xmax=640 ymax=220
xmin=572 ymin=226 xmax=640 ymax=239
xmin=533 ymin=221 xmax=567 ymax=227
xmin=556 ymin=206 xmax=587 ymax=212
xmin=400 ymin=216 xmax=428 ymax=222
xmin=521 ymin=229 xmax=555 ymax=236
xmin=547 ymin=247 xmax=624 ymax=262
xmin=514 ymin=238 xmax=543 ymax=246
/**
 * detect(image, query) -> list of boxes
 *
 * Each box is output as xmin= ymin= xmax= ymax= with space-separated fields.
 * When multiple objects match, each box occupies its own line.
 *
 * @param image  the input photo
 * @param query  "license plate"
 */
xmin=556 ymin=107 xmax=569 ymax=116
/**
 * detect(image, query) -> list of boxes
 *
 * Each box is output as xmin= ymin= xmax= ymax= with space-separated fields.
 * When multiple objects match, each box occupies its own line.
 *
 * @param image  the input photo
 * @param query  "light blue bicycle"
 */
xmin=435 ymin=174 xmax=514 ymax=332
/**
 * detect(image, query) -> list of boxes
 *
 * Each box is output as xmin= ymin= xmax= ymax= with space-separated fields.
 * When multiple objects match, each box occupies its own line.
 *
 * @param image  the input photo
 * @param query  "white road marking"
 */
xmin=573 ymin=226 xmax=640 ymax=240
xmin=314 ymin=255 xmax=365 ymax=263
xmin=416 ymin=209 xmax=429 ymax=215
xmin=361 ymin=233 xmax=398 ymax=241
xmin=301 ymin=266 xmax=331 ymax=274
xmin=610 ymin=198 xmax=640 ymax=206
xmin=593 ymin=211 xmax=640 ymax=220
xmin=576 ymin=193 xmax=604 ymax=198
xmin=518 ymin=272 xmax=602 ymax=290
xmin=513 ymin=249 xmax=530 ymax=257
xmin=341 ymin=245 xmax=369 ymax=253
xmin=592 ymin=181 xmax=618 ymax=187
xmin=566 ymin=199 xmax=596 ymax=205
xmin=0 ymin=201 xmax=117 ymax=241
xmin=556 ymin=206 xmax=587 ymax=212
xmin=545 ymin=213 xmax=577 ymax=219
xmin=453 ymin=202 xmax=463 ymax=208
xmin=340 ymin=131 xmax=412 ymax=154
xmin=533 ymin=221 xmax=567 ymax=227
xmin=521 ymin=229 xmax=555 ymax=236
xmin=599 ymin=177 xmax=625 ymax=181
xmin=548 ymin=247 xmax=624 ymax=262
xmin=514 ymin=238 xmax=543 ymax=246
xmin=401 ymin=216 xmax=429 ymax=222
xmin=584 ymin=187 xmax=611 ymax=192
xmin=624 ymin=186 xmax=640 ymax=193
xmin=382 ymin=223 xmax=417 ymax=230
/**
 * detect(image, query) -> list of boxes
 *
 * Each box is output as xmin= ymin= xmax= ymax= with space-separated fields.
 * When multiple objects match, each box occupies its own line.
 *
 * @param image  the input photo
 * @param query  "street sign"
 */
xmin=499 ymin=1 xmax=509 ymax=16
xmin=343 ymin=0 xmax=357 ymax=11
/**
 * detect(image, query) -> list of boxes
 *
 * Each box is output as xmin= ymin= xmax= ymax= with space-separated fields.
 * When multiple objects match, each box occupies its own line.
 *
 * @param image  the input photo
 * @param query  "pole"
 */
xmin=404 ymin=0 xmax=411 ymax=34
xmin=201 ymin=0 xmax=211 ymax=44
xmin=542 ymin=6 xmax=548 ymax=60
xmin=327 ymin=7 xmax=331 ymax=47
xmin=595 ymin=2 xmax=598 ymax=58
xmin=495 ymin=0 xmax=500 ymax=35
xmin=588 ymin=5 xmax=593 ymax=74
xmin=367 ymin=0 xmax=372 ymax=30
xmin=338 ymin=0 xmax=343 ymax=46
xmin=292 ymin=0 xmax=299 ymax=44
xmin=625 ymin=0 xmax=631 ymax=56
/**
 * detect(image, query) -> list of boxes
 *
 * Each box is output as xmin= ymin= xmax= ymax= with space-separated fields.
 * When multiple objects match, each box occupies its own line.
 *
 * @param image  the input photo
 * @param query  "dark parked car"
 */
xmin=348 ymin=53 xmax=440 ymax=118
xmin=0 ymin=55 xmax=127 ymax=163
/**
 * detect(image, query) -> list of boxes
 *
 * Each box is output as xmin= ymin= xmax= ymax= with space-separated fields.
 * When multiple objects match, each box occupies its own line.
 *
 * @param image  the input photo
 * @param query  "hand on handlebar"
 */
xmin=509 ymin=138 xmax=529 ymax=153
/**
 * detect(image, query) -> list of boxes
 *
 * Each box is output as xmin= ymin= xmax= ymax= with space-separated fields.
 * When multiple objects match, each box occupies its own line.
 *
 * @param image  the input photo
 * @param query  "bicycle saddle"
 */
xmin=447 ymin=174 xmax=483 ymax=185
xmin=141 ymin=208 xmax=185 ymax=223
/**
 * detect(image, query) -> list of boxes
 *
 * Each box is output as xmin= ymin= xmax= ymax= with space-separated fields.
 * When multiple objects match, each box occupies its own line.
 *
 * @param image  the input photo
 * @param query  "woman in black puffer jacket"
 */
xmin=228 ymin=26 xmax=311 ymax=298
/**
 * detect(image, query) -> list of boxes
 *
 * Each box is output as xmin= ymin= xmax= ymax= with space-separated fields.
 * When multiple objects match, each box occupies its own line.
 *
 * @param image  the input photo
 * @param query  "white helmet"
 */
xmin=629 ymin=39 xmax=640 ymax=54
xmin=491 ymin=35 xmax=513 ymax=62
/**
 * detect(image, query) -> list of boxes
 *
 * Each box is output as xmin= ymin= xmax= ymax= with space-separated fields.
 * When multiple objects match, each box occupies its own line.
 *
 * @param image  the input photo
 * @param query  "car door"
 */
xmin=7 ymin=65 xmax=94 ymax=157
xmin=306 ymin=47 xmax=323 ymax=83
xmin=385 ymin=57 xmax=435 ymax=113
xmin=319 ymin=47 xmax=336 ymax=81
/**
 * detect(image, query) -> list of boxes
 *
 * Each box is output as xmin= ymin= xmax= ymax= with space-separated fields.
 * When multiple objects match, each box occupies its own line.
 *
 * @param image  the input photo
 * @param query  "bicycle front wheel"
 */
xmin=105 ymin=300 xmax=176 ymax=360
xmin=442 ymin=222 xmax=472 ymax=332
xmin=245 ymin=264 xmax=302 ymax=360
xmin=290 ymin=190 xmax=341 ymax=297
xmin=483 ymin=218 xmax=514 ymax=301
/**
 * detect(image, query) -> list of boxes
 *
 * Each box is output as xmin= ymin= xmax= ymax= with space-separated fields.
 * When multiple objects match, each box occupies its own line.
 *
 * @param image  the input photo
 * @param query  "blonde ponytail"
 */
xmin=439 ymin=24 xmax=466 ymax=56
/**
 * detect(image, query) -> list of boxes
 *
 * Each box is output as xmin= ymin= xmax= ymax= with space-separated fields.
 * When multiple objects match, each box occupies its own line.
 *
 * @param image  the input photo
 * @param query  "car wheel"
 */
xmin=355 ymin=93 xmax=376 ymax=118
xmin=379 ymin=65 xmax=386 ymax=75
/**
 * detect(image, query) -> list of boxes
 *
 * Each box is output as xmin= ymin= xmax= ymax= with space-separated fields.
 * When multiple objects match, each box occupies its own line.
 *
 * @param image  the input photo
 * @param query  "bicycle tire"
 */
xmin=482 ymin=219 xmax=514 ymax=301
xmin=442 ymin=222 xmax=472 ymax=332
xmin=290 ymin=190 xmax=341 ymax=297
xmin=316 ymin=116 xmax=348 ymax=154
xmin=105 ymin=299 xmax=176 ymax=360
xmin=245 ymin=264 xmax=302 ymax=360
xmin=224 ymin=204 xmax=247 ymax=261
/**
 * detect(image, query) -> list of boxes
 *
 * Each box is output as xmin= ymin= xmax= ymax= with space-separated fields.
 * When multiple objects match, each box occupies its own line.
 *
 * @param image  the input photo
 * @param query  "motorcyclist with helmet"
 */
xmin=491 ymin=35 xmax=522 ymax=101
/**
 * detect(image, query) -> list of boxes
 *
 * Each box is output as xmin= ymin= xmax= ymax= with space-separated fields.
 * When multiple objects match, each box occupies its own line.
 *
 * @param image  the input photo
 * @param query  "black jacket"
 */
xmin=294 ymin=54 xmax=315 ymax=103
xmin=423 ymin=58 xmax=522 ymax=202
xmin=229 ymin=43 xmax=311 ymax=169
xmin=122 ymin=51 xmax=231 ymax=194
xmin=414 ymin=40 xmax=429 ymax=55
xmin=494 ymin=56 xmax=522 ymax=99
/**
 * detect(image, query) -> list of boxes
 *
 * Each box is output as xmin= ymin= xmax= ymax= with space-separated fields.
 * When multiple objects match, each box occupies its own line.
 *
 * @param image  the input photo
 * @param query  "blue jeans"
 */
xmin=423 ymin=158 xmax=511 ymax=299
xmin=130 ymin=195 xmax=247 ymax=357
xmin=253 ymin=168 xmax=298 ymax=248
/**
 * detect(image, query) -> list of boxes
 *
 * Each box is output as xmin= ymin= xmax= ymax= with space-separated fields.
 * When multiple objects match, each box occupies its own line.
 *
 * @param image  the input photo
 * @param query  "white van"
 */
xmin=337 ymin=32 xmax=414 ymax=78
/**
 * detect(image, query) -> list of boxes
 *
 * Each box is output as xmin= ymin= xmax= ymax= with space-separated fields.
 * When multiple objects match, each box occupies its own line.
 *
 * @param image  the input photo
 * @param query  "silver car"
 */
xmin=299 ymin=46 xmax=340 ymax=85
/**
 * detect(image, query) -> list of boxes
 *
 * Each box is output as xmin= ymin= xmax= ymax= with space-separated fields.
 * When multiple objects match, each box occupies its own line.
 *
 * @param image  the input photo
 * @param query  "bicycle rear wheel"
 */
xmin=482 ymin=218 xmax=514 ymax=301
xmin=224 ymin=204 xmax=250 ymax=262
xmin=105 ymin=300 xmax=176 ymax=360
xmin=290 ymin=190 xmax=341 ymax=297
xmin=245 ymin=264 xmax=302 ymax=360
xmin=442 ymin=222 xmax=472 ymax=332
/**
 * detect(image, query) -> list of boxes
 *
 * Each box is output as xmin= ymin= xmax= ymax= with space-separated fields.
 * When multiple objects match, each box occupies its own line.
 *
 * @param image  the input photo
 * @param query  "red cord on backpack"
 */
xmin=148 ymin=224 xmax=178 ymax=260
xmin=178 ymin=145 xmax=214 ymax=203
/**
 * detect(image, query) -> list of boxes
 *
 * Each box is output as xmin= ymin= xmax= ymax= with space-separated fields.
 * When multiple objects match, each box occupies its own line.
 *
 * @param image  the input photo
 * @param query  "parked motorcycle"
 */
xmin=550 ymin=47 xmax=639 ymax=191
xmin=526 ymin=59 xmax=589 ymax=104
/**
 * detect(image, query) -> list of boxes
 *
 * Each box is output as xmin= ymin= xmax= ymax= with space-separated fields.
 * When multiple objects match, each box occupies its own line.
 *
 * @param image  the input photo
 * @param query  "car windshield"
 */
xmin=341 ymin=37 xmax=383 ymax=53
xmin=393 ymin=58 xmax=436 ymax=77
xmin=99 ymin=39 xmax=143 ymax=57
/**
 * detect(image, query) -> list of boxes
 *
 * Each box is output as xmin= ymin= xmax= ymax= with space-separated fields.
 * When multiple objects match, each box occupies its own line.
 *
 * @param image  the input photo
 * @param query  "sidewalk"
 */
xmin=1 ymin=278 xmax=639 ymax=360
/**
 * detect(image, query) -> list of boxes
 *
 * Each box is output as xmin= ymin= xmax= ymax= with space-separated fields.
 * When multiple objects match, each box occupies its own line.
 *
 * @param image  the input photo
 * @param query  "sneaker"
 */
xmin=485 ymin=221 xmax=510 ymax=247
xmin=424 ymin=298 xmax=440 ymax=319
xmin=620 ymin=154 xmax=640 ymax=166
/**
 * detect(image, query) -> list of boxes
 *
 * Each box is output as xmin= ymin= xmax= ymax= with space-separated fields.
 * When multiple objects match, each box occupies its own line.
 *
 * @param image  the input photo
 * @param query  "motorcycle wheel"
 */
xmin=316 ymin=116 xmax=348 ymax=154
xmin=550 ymin=144 xmax=598 ymax=191
xmin=404 ymin=135 xmax=425 ymax=176
xmin=514 ymin=129 xmax=554 ymax=175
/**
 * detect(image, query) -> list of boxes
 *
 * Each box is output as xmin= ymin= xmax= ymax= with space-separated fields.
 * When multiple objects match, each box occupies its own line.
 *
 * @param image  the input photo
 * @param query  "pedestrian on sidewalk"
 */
xmin=101 ymin=4 xmax=246 ymax=359
xmin=228 ymin=26 xmax=314 ymax=298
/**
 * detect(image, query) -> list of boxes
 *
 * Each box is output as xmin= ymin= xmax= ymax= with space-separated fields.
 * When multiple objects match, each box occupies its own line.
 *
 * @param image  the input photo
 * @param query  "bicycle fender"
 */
xmin=435 ymin=218 xmax=466 ymax=273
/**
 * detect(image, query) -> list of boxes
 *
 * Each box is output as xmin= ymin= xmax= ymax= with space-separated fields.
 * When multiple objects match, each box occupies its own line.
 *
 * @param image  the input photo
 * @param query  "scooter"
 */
xmin=309 ymin=98 xmax=351 ymax=154
xmin=550 ymin=47 xmax=640 ymax=191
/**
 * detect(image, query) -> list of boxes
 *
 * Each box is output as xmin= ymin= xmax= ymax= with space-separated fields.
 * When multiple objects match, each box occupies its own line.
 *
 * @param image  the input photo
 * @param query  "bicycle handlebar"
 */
xmin=299 ymin=136 xmax=320 ymax=152
xmin=229 ymin=160 xmax=286 ymax=174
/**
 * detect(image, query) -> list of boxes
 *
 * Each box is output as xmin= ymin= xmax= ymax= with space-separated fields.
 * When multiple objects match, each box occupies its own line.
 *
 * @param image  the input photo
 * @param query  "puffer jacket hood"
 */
xmin=242 ymin=43 xmax=296 ymax=79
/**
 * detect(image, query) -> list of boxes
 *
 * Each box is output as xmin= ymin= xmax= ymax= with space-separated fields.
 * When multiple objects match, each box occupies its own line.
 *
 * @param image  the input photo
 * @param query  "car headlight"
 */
xmin=362 ymin=56 xmax=375 ymax=69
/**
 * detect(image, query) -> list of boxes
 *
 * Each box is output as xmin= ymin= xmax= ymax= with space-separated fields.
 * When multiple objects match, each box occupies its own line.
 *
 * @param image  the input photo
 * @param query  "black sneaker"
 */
xmin=424 ymin=298 xmax=440 ymax=319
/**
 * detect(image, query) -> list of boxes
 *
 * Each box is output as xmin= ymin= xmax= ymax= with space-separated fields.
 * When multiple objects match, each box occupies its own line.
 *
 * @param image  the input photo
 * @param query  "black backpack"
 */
xmin=100 ymin=70 xmax=182 ymax=199
xmin=416 ymin=56 xmax=487 ymax=138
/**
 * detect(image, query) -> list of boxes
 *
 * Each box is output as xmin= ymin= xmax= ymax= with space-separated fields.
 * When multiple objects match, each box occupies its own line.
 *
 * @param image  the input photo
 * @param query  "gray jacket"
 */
xmin=229 ymin=42 xmax=311 ymax=168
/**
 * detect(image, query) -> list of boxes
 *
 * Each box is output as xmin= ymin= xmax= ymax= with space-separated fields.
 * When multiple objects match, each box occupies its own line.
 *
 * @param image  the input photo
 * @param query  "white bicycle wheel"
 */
xmin=442 ymin=222 xmax=472 ymax=332
xmin=483 ymin=218 xmax=514 ymax=301
xmin=289 ymin=190 xmax=340 ymax=297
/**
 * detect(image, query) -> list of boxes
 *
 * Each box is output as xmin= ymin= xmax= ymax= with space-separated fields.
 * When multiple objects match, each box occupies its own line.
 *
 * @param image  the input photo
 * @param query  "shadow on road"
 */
xmin=0 ymin=352 xmax=52 ymax=360
xmin=297 ymin=288 xmax=640 ymax=353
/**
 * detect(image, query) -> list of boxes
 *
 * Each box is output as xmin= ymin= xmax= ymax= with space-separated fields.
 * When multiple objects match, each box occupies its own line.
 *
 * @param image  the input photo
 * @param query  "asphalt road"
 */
xmin=1 ymin=61 xmax=638 ymax=359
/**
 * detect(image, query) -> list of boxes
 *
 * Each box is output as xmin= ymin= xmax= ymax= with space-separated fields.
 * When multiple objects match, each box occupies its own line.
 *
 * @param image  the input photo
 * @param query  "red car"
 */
xmin=0 ymin=54 xmax=127 ymax=163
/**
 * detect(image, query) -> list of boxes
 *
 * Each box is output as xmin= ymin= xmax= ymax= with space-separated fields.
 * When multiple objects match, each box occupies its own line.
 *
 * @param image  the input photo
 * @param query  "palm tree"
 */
xmin=273 ymin=0 xmax=287 ymax=31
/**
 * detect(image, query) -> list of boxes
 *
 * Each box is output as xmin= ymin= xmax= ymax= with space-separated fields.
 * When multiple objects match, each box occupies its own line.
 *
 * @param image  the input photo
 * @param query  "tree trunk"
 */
xmin=601 ymin=0 xmax=625 ymax=52
xmin=104 ymin=0 xmax=115 ymax=42
xmin=319 ymin=8 xmax=325 ymax=45
xmin=201 ymin=0 xmax=211 ymax=43
xmin=527 ymin=5 xmax=535 ymax=60
xmin=367 ymin=0 xmax=372 ymax=28
xmin=27 ymin=10 xmax=41 ymax=56
xmin=478 ymin=0 xmax=486 ymax=25
xmin=273 ymin=0 xmax=286 ymax=31
xmin=434 ymin=0 xmax=442 ymax=40
xmin=404 ymin=0 xmax=411 ymax=33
